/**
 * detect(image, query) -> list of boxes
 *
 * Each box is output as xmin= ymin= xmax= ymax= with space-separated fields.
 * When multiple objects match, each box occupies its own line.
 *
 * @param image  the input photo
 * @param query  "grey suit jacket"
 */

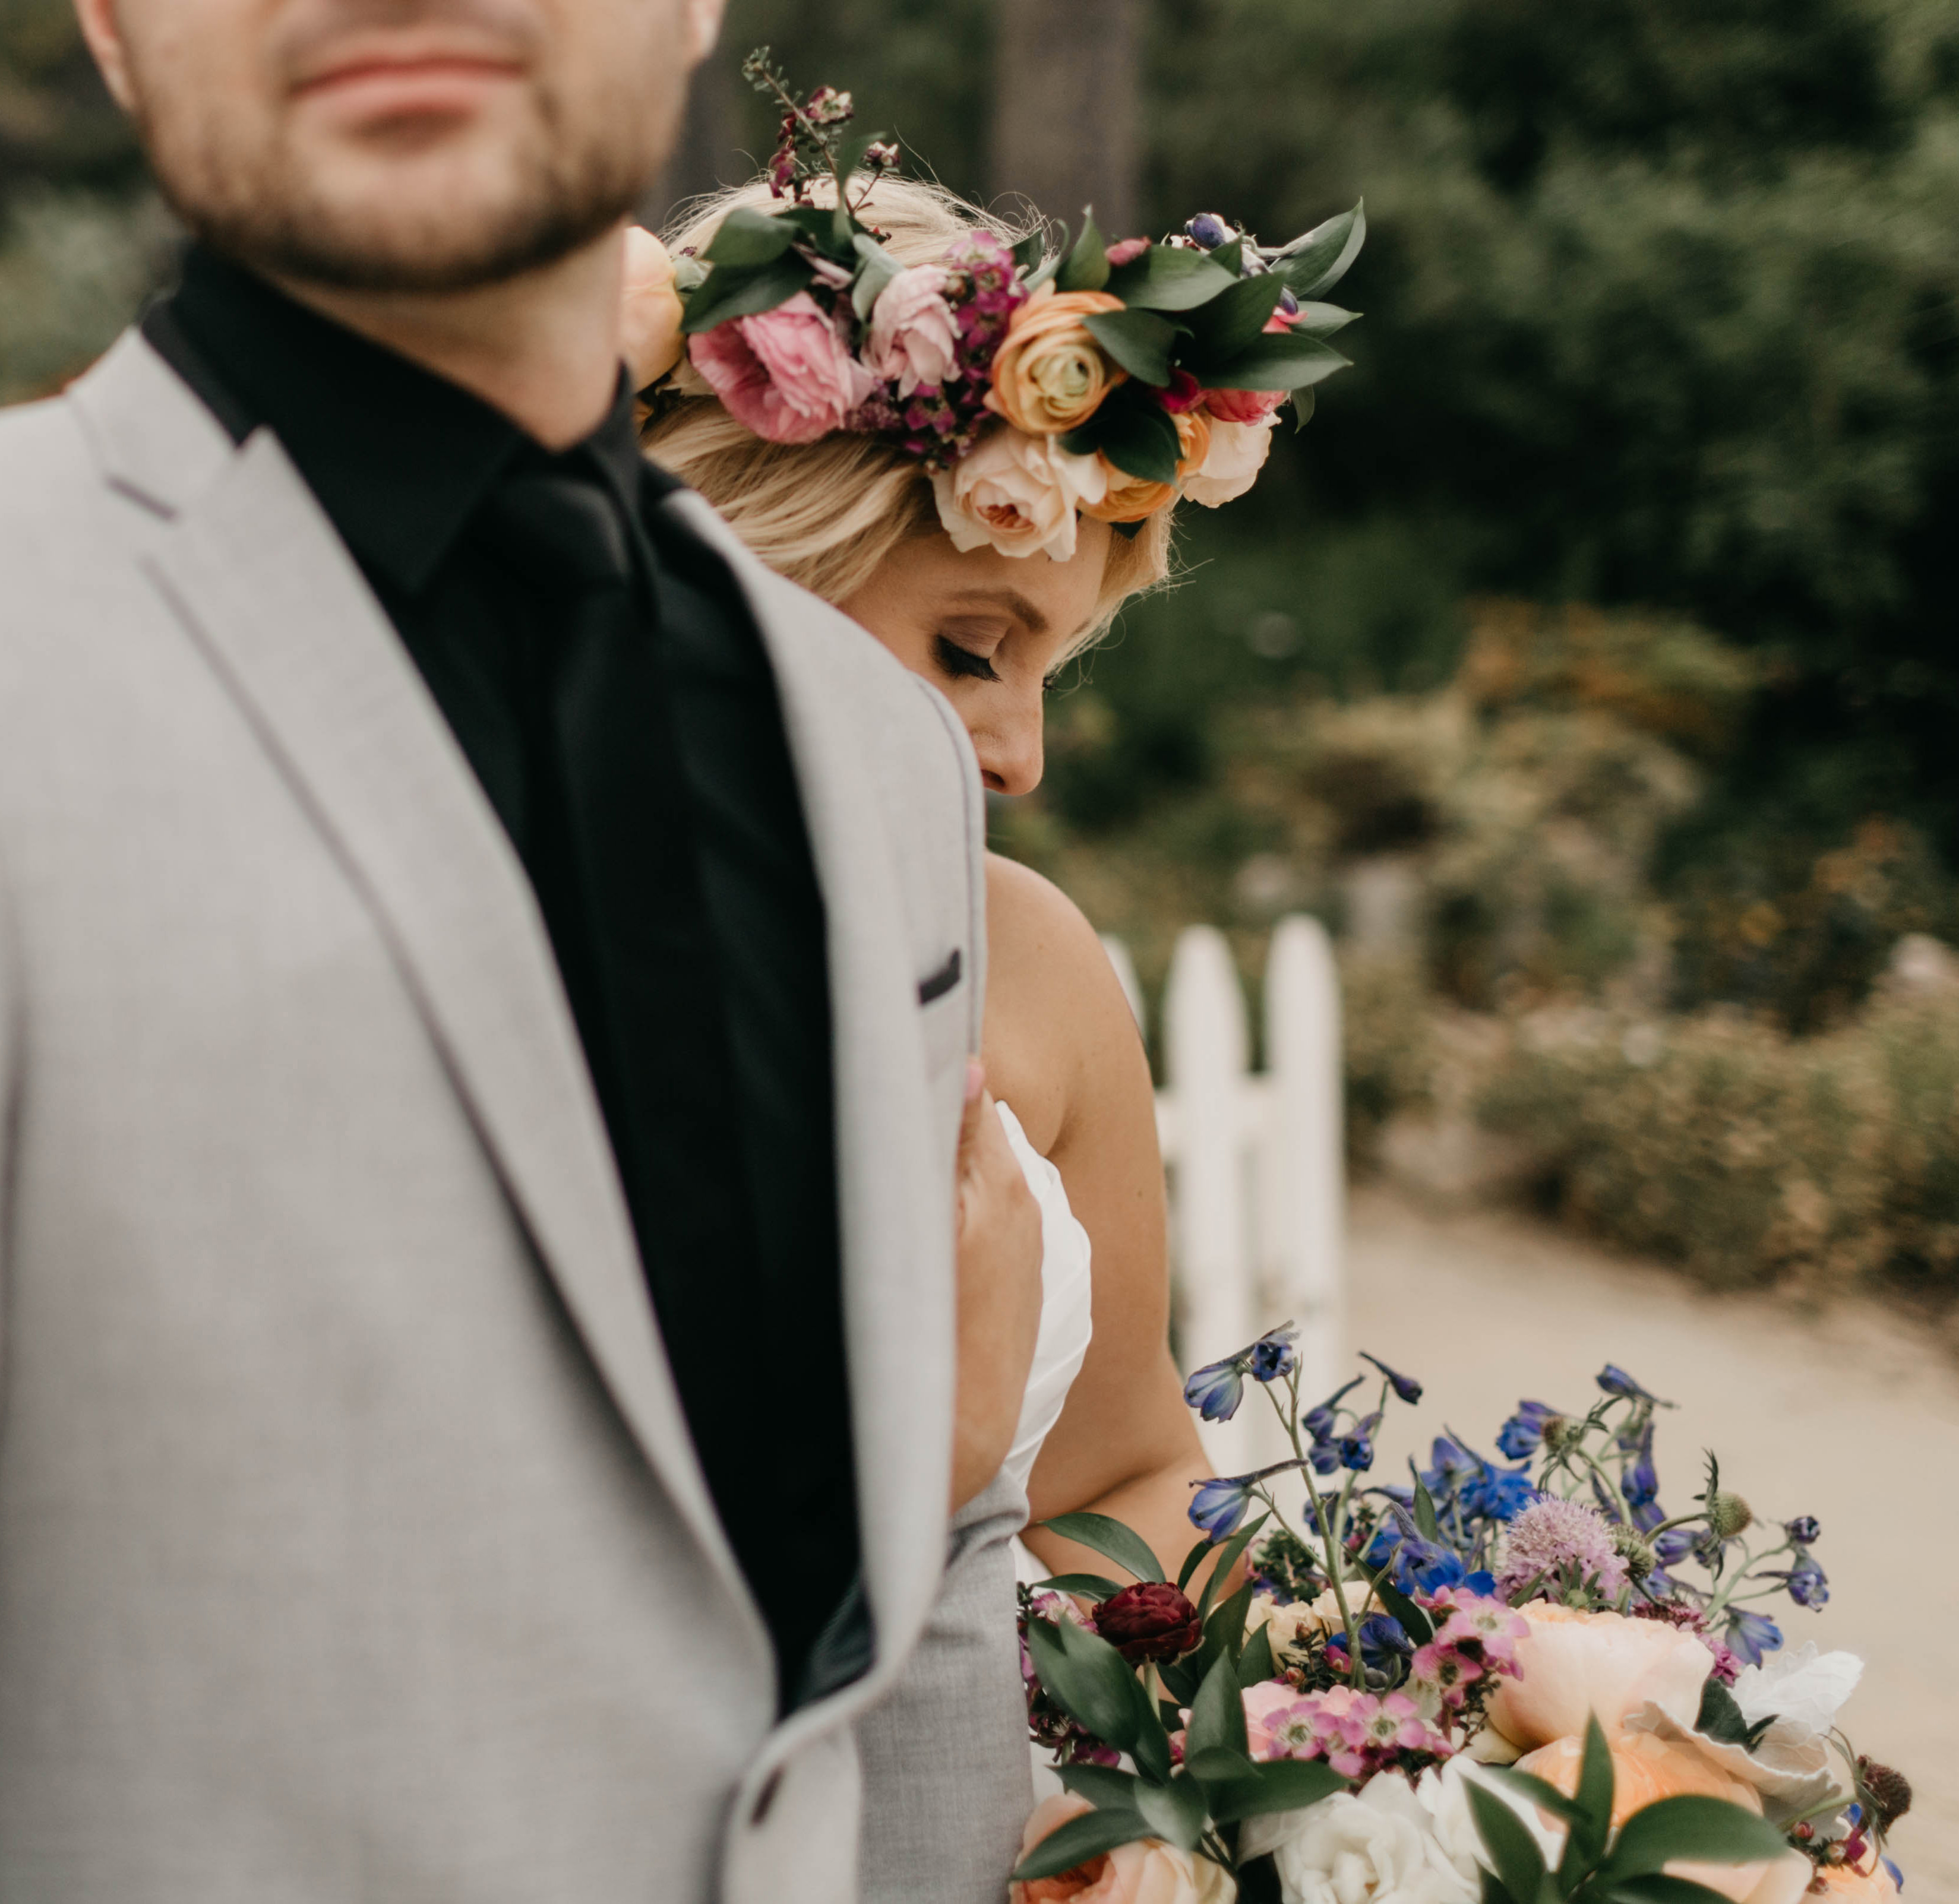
xmin=0 ymin=331 xmax=1003 ymax=1903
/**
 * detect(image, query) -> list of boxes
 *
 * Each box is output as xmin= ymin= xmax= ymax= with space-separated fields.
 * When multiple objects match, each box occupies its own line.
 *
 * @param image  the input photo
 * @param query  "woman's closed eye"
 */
xmin=935 ymin=635 xmax=1001 ymax=684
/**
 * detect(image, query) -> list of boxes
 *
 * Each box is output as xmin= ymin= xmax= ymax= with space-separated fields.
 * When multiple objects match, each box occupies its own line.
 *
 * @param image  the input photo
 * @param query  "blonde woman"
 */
xmin=625 ymin=145 xmax=1358 ymax=1899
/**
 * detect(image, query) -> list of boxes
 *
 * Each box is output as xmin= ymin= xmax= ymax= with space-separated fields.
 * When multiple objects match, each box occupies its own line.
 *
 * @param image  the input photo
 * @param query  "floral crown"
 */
xmin=646 ymin=51 xmax=1365 ymax=563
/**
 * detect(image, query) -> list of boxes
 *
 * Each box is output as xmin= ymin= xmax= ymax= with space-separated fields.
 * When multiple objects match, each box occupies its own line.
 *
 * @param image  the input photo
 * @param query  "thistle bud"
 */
xmin=1858 ymin=1758 xmax=1914 ymax=1830
xmin=1705 ymin=1489 xmax=1754 ymax=1539
xmin=1543 ymin=1417 xmax=1588 ymax=1457
xmin=1611 ymin=1523 xmax=1657 ymax=1581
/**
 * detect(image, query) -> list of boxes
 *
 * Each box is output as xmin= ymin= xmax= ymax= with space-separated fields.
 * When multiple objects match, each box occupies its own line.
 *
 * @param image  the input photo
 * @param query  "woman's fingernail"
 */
xmin=965 ymin=1057 xmax=986 ymax=1103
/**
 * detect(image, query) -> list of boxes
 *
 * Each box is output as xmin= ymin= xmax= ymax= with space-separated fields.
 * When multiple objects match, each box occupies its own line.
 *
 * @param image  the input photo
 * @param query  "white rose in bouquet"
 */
xmin=1240 ymin=1775 xmax=1474 ymax=1904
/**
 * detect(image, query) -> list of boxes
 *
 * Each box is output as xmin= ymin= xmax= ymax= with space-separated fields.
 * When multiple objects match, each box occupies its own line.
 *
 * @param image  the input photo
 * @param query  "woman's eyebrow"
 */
xmin=944 ymin=588 xmax=1050 ymax=636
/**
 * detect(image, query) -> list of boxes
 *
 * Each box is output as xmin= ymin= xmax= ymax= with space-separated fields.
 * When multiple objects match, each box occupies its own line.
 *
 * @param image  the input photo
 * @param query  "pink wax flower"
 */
xmin=688 ymin=292 xmax=879 ymax=444
xmin=864 ymin=264 xmax=962 ymax=397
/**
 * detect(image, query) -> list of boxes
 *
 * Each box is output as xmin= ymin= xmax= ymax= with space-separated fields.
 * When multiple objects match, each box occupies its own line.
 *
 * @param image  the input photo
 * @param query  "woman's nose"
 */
xmin=975 ymin=697 xmax=1045 ymax=798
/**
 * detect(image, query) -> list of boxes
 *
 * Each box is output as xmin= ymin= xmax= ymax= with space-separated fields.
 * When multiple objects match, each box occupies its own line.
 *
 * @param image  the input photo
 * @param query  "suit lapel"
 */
xmin=70 ymin=337 xmax=764 ymax=1636
xmin=661 ymin=494 xmax=957 ymax=1678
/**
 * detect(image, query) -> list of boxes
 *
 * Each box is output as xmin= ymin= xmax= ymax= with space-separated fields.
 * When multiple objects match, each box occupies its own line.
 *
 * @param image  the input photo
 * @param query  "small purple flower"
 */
xmin=1361 ymin=1352 xmax=1423 ymax=1405
xmin=1301 ymin=1376 xmax=1364 ymax=1443
xmin=1185 ymin=213 xmax=1232 ymax=250
xmin=1340 ymin=1410 xmax=1382 ymax=1472
xmin=1277 ymin=286 xmax=1300 ymax=317
xmin=1188 ymin=1472 xmax=1257 ymax=1541
xmin=1250 ymin=1324 xmax=1299 ymax=1383
xmin=1183 ymin=1358 xmax=1244 ymax=1423
xmin=1786 ymin=1516 xmax=1821 ymax=1546
xmin=1496 ymin=1400 xmax=1563 ymax=1460
xmin=1596 ymin=1364 xmax=1657 ymax=1402
xmin=1726 ymin=1610 xmax=1784 ymax=1666
xmin=1765 ymin=1553 xmax=1830 ymax=1609
xmin=1622 ymin=1422 xmax=1660 ymax=1510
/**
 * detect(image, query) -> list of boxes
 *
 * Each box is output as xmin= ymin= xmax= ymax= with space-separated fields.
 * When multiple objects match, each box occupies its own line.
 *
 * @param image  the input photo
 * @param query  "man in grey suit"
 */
xmin=0 ymin=0 xmax=1042 ymax=1896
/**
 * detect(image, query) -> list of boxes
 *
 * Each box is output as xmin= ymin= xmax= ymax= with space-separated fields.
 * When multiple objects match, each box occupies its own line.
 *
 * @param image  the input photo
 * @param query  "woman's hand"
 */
xmin=950 ymin=1059 xmax=1044 ymax=1516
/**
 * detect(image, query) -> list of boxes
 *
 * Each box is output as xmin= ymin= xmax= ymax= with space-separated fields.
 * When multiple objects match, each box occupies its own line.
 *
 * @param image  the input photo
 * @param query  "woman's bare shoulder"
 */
xmin=985 ymin=853 xmax=1121 ymax=1013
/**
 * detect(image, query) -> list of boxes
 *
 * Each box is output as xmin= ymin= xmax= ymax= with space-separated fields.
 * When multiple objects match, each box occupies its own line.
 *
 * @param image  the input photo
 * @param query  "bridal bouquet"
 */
xmin=1013 ymin=1338 xmax=1911 ymax=1904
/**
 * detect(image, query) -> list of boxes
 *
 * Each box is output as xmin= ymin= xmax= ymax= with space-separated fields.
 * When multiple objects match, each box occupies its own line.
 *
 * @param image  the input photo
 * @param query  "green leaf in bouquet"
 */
xmin=1366 ymin=1571 xmax=1435 ymax=1649
xmin=1186 ymin=1745 xmax=1259 ymax=1784
xmin=1209 ymin=237 xmax=1244 ymax=276
xmin=1059 ymin=1763 xmax=1145 ymax=1810
xmin=1026 ymin=1614 xmax=1154 ymax=1756
xmin=1290 ymin=301 xmax=1360 ymax=338
xmin=1695 ymin=1680 xmax=1775 ymax=1751
xmin=1207 ymin=1756 xmax=1345 ymax=1825
xmin=1594 ymin=1797 xmax=1793 ymax=1882
xmin=1011 ymin=1806 xmax=1153 ymax=1884
xmin=1012 ymin=231 xmax=1047 ymax=276
xmin=1105 ymin=245 xmax=1238 ymax=311
xmin=1269 ymin=201 xmax=1367 ymax=301
xmin=1181 ymin=274 xmax=1286 ymax=369
xmin=1196 ymin=331 xmax=1350 ymax=396
xmin=1059 ymin=393 xmax=1181 ymax=486
xmin=1037 ymin=1511 xmax=1167 ymax=1585
xmin=1187 ymin=1650 xmax=1250 ymax=1760
xmin=1236 ymin=1622 xmax=1276 ymax=1689
xmin=1056 ymin=209 xmax=1112 ymax=293
xmin=849 ymin=233 xmax=902 ymax=322
xmin=1601 ymin=1878 xmax=1744 ymax=1904
xmin=680 ymin=254 xmax=815 ymax=333
xmin=703 ymin=205 xmax=801 ymax=267
xmin=1486 ymin=1766 xmax=1587 ymax=1830
xmin=1560 ymin=1714 xmax=1616 ymax=1880
xmin=1158 ymin=1660 xmax=1199 ymax=1706
xmin=1177 ymin=1536 xmax=1214 ymax=1593
xmin=1204 ymin=1575 xmax=1257 ymax=1653
xmin=1478 ymin=1870 xmax=1511 ymax=1904
xmin=1413 ymin=1479 xmax=1442 ymax=1544
xmin=1467 ymin=1778 xmax=1550 ymax=1904
xmin=1034 ymin=1573 xmax=1129 ymax=1601
xmin=1292 ymin=386 xmax=1316 ymax=431
xmin=1083 ymin=309 xmax=1180 ymax=387
xmin=1195 ymin=1511 xmax=1271 ymax=1623
xmin=1135 ymin=1774 xmax=1209 ymax=1852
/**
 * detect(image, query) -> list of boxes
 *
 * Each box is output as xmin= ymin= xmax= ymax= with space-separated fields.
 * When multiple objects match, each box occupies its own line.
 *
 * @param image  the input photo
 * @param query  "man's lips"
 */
xmin=292 ymin=49 xmax=526 ymax=122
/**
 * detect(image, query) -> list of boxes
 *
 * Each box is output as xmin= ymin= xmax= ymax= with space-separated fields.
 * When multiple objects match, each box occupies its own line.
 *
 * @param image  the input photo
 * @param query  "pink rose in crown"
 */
xmin=864 ymin=264 xmax=962 ymax=397
xmin=1202 ymin=385 xmax=1288 ymax=425
xmin=688 ymin=292 xmax=880 ymax=444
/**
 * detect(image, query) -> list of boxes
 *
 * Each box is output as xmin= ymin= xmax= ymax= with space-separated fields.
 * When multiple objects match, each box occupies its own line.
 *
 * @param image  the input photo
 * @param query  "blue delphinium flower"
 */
xmin=1726 ymin=1610 xmax=1784 ymax=1666
xmin=1249 ymin=1324 xmax=1299 ymax=1383
xmin=1183 ymin=1358 xmax=1244 ymax=1424
xmin=1651 ymin=1523 xmax=1695 ymax=1567
xmin=1596 ymin=1364 xmax=1656 ymax=1402
xmin=1496 ymin=1400 xmax=1563 ymax=1460
xmin=1767 ymin=1552 xmax=1830 ymax=1609
xmin=1360 ymin=1351 xmax=1423 ymax=1404
xmin=1301 ymin=1376 xmax=1364 ymax=1443
xmin=1308 ymin=1437 xmax=1343 ymax=1475
xmin=1188 ymin=1473 xmax=1256 ymax=1541
xmin=1340 ymin=1410 xmax=1382 ymax=1472
xmin=1786 ymin=1516 xmax=1821 ymax=1546
xmin=1622 ymin=1422 xmax=1660 ymax=1510
xmin=1325 ymin=1612 xmax=1414 ymax=1674
xmin=1421 ymin=1435 xmax=1480 ymax=1496
xmin=1461 ymin=1461 xmax=1537 ymax=1523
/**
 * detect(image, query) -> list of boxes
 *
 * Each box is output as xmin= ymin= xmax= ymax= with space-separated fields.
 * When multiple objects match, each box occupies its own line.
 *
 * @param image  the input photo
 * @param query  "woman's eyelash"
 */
xmin=935 ymin=636 xmax=1001 ymax=683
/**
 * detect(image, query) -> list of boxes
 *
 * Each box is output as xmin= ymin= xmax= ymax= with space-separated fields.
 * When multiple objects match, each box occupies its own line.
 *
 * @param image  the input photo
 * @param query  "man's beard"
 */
xmin=137 ymin=84 xmax=663 ymax=294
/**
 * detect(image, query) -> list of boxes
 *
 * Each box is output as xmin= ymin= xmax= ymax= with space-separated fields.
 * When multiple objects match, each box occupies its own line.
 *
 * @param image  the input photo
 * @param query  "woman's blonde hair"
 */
xmin=642 ymin=174 xmax=1174 ymax=644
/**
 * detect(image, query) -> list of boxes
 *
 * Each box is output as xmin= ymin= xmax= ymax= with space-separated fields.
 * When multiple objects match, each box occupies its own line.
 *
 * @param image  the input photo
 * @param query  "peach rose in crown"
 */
xmin=688 ymin=291 xmax=880 ymax=444
xmin=620 ymin=227 xmax=686 ymax=390
xmin=1010 ymin=1794 xmax=1236 ymax=1904
xmin=931 ymin=425 xmax=1108 ymax=560
xmin=1518 ymin=1732 xmax=1813 ymax=1904
xmin=864 ymin=264 xmax=961 ymax=396
xmin=1482 ymin=1603 xmax=1714 ymax=1754
xmin=988 ymin=286 xmax=1129 ymax=435
xmin=1184 ymin=416 xmax=1277 ymax=507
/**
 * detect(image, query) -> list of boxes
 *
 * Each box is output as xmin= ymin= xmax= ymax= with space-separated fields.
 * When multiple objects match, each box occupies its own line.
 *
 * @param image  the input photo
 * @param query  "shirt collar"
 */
xmin=148 ymin=245 xmax=655 ymax=596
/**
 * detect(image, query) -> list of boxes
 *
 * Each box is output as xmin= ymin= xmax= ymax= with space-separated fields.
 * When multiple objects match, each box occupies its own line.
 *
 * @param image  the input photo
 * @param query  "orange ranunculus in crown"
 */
xmin=987 ymin=287 xmax=1128 ymax=436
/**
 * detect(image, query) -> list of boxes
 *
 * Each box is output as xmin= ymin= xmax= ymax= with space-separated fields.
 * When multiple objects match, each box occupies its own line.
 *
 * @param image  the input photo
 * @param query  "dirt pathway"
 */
xmin=1344 ymin=1183 xmax=1958 ymax=1893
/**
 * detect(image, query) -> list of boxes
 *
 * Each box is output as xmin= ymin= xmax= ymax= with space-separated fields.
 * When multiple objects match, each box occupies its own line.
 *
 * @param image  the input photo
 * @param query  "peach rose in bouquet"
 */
xmin=931 ymin=426 xmax=1108 ymax=559
xmin=1481 ymin=1603 xmax=1713 ymax=1754
xmin=1010 ymin=1794 xmax=1235 ymax=1904
xmin=988 ymin=287 xmax=1128 ymax=435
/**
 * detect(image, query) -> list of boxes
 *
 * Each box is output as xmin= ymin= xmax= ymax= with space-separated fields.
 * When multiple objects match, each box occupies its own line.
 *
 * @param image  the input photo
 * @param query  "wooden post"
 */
xmin=990 ymin=0 xmax=1142 ymax=238
xmin=1164 ymin=926 xmax=1255 ymax=1474
xmin=1262 ymin=916 xmax=1346 ymax=1402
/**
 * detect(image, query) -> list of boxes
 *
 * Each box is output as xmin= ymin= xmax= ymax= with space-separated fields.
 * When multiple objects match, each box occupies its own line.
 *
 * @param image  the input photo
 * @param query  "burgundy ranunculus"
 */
xmin=1094 ymin=1583 xmax=1203 ymax=1665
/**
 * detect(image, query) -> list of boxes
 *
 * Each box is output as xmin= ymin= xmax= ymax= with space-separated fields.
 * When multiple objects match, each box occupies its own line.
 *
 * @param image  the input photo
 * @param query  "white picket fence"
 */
xmin=1101 ymin=917 xmax=1346 ymax=1476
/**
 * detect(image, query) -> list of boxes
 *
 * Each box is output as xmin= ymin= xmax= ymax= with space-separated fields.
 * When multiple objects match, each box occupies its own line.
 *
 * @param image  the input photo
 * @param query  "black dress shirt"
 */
xmin=143 ymin=248 xmax=862 ymax=1709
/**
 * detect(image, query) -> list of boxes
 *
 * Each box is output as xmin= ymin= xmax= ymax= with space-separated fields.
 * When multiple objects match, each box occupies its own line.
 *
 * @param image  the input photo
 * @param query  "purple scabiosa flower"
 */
xmin=1494 ymin=1495 xmax=1629 ymax=1600
xmin=1726 ymin=1609 xmax=1784 ymax=1666
xmin=1250 ymin=1323 xmax=1299 ymax=1383
xmin=1786 ymin=1516 xmax=1821 ymax=1546
xmin=1189 ymin=1472 xmax=1256 ymax=1541
xmin=1596 ymin=1364 xmax=1657 ymax=1401
xmin=1339 ymin=1410 xmax=1383 ymax=1472
xmin=1496 ymin=1399 xmax=1565 ymax=1460
xmin=1183 ymin=1356 xmax=1244 ymax=1423
xmin=1361 ymin=1351 xmax=1423 ymax=1404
